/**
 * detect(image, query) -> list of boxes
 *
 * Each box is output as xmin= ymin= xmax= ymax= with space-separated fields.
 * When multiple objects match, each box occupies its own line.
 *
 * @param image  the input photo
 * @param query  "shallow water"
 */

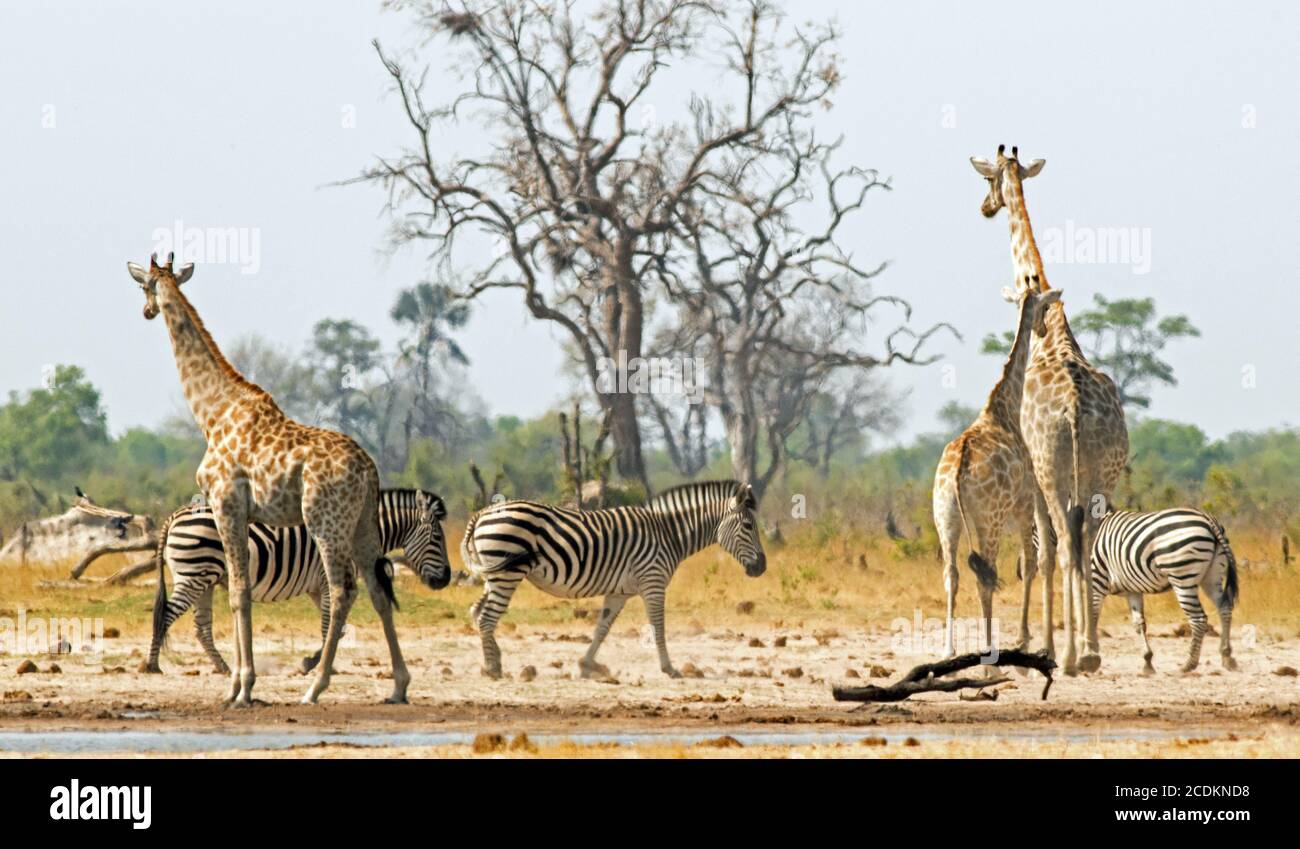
xmin=0 ymin=726 xmax=1220 ymax=754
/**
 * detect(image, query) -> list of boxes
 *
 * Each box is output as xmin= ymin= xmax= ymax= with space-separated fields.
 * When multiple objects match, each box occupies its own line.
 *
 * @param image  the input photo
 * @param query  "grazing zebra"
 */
xmin=461 ymin=480 xmax=766 ymax=679
xmin=146 ymin=488 xmax=450 ymax=675
xmin=1089 ymin=508 xmax=1239 ymax=674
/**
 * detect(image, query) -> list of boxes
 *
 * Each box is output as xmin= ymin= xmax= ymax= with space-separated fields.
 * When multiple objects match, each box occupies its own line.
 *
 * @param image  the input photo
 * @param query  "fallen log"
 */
xmin=105 ymin=559 xmax=155 ymax=585
xmin=69 ymin=537 xmax=157 ymax=580
xmin=832 ymin=648 xmax=1057 ymax=703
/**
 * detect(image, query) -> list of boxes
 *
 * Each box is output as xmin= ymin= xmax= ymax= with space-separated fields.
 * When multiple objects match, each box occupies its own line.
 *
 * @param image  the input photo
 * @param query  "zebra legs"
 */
xmin=1171 ymin=582 xmax=1209 ymax=673
xmin=299 ymin=589 xmax=331 ymax=674
xmin=580 ymin=594 xmax=629 ymax=678
xmin=470 ymin=571 xmax=525 ymax=679
xmin=1125 ymin=594 xmax=1155 ymax=675
xmin=192 ymin=586 xmax=231 ymax=674
xmin=641 ymin=589 xmax=681 ymax=678
xmin=1204 ymin=566 xmax=1238 ymax=671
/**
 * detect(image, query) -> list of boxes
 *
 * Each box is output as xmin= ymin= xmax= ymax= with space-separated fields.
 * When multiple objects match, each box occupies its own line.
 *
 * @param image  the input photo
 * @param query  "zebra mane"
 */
xmin=646 ymin=480 xmax=743 ymax=513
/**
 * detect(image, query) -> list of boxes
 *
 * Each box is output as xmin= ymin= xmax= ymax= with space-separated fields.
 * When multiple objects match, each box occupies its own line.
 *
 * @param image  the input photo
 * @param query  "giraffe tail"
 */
xmin=954 ymin=437 xmax=999 ymax=591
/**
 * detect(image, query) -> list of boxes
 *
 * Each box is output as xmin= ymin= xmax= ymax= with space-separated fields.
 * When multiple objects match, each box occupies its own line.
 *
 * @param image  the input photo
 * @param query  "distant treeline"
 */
xmin=1 ymin=367 xmax=1295 ymax=548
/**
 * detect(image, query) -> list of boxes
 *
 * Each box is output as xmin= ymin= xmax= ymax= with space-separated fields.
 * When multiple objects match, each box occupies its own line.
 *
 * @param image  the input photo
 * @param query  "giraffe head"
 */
xmin=970 ymin=144 xmax=1045 ymax=218
xmin=125 ymin=252 xmax=194 ymax=320
xmin=718 ymin=483 xmax=766 ymax=577
xmin=1002 ymin=285 xmax=1063 ymax=337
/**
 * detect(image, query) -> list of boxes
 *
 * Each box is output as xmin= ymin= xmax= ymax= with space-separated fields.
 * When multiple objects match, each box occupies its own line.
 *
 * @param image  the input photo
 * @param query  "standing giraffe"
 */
xmin=970 ymin=146 xmax=1129 ymax=675
xmin=126 ymin=253 xmax=408 ymax=705
xmin=933 ymin=285 xmax=1061 ymax=657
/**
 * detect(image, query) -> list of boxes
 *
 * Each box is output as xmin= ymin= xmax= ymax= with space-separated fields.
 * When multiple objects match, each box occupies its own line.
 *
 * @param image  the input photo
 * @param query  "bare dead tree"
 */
xmin=351 ymin=0 xmax=854 ymax=493
xmin=650 ymin=124 xmax=956 ymax=501
xmin=790 ymin=373 xmax=903 ymax=476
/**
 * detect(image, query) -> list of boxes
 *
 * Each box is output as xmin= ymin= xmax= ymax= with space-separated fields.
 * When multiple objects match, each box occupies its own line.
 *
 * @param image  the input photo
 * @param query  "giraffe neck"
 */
xmin=983 ymin=298 xmax=1037 ymax=431
xmin=1003 ymin=176 xmax=1082 ymax=354
xmin=155 ymin=279 xmax=262 ymax=439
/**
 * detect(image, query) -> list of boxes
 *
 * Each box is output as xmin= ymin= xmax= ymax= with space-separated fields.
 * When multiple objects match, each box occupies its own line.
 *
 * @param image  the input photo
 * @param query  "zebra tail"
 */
xmin=374 ymin=557 xmax=399 ymax=611
xmin=1214 ymin=520 xmax=1239 ymax=609
xmin=954 ymin=437 xmax=998 ymax=591
xmin=150 ymin=509 xmax=180 ymax=659
xmin=461 ymin=509 xmax=483 ymax=574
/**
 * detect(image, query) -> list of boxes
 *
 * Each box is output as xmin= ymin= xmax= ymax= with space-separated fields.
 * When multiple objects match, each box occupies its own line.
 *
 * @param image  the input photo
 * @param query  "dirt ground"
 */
xmin=2 ymin=619 xmax=1298 ymax=758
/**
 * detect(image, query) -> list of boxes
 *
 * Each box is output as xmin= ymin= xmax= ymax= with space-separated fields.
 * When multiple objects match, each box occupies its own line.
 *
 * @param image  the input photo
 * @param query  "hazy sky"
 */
xmin=1 ymin=1 xmax=1296 ymax=445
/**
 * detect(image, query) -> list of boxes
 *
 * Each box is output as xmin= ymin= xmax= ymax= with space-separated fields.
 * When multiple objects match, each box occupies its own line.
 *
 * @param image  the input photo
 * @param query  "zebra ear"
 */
xmin=433 ymin=496 xmax=446 ymax=520
xmin=740 ymin=484 xmax=756 ymax=509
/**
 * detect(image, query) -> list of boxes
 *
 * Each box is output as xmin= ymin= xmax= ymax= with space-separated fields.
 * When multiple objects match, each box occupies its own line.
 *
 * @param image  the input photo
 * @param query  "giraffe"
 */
xmin=125 ymin=253 xmax=408 ymax=705
xmin=933 ymin=285 xmax=1061 ymax=658
xmin=970 ymin=145 xmax=1130 ymax=675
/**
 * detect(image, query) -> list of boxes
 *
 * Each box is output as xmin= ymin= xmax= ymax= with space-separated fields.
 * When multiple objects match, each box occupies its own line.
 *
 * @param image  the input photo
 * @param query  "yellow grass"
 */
xmin=1 ymin=524 xmax=1296 ymax=646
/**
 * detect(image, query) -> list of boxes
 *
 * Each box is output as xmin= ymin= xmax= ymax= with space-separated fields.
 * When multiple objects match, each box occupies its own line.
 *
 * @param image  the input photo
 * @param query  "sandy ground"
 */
xmin=2 ymin=619 xmax=1298 ymax=757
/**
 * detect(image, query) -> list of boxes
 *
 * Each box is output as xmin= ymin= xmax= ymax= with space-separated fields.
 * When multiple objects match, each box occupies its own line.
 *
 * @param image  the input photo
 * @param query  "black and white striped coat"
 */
xmin=460 ymin=480 xmax=766 ymax=679
xmin=1089 ymin=507 xmax=1239 ymax=673
xmin=146 ymin=488 xmax=449 ymax=674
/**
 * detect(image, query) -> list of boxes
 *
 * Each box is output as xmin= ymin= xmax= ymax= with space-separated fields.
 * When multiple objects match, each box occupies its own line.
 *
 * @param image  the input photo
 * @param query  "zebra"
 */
xmin=145 ymin=488 xmax=450 ymax=675
xmin=1088 ymin=507 xmax=1239 ymax=674
xmin=460 ymin=480 xmax=766 ymax=680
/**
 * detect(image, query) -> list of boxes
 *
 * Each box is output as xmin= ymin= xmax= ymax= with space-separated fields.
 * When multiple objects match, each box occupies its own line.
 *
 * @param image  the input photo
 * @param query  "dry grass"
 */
xmin=1 ymin=524 xmax=1296 ymax=647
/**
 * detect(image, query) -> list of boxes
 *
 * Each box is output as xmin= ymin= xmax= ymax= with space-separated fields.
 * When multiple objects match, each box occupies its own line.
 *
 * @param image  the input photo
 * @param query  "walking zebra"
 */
xmin=461 ymin=480 xmax=766 ymax=679
xmin=146 ymin=488 xmax=449 ymax=675
xmin=1089 ymin=507 xmax=1239 ymax=674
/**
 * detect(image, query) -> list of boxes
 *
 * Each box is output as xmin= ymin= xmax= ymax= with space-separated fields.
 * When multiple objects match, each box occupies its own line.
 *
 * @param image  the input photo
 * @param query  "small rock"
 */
xmin=103 ymin=627 xmax=121 ymax=639
xmin=47 ymin=663 xmax=61 ymax=674
xmin=868 ymin=665 xmax=891 ymax=678
xmin=183 ymin=669 xmax=200 ymax=676
xmin=3 ymin=690 xmax=33 ymax=701
xmin=16 ymin=660 xmax=38 ymax=675
xmin=844 ymin=668 xmax=860 ymax=679
xmin=696 ymin=735 xmax=744 ymax=749
xmin=736 ymin=601 xmax=755 ymax=615
xmin=441 ymin=666 xmax=453 ymax=677
xmin=903 ymin=737 xmax=921 ymax=747
xmin=472 ymin=733 xmax=507 ymax=754
xmin=860 ymin=736 xmax=887 ymax=747
xmin=1274 ymin=666 xmax=1298 ymax=677
xmin=101 ymin=666 xmax=126 ymax=674
xmin=782 ymin=666 xmax=804 ymax=679
xmin=748 ymin=637 xmax=765 ymax=648
xmin=573 ymin=608 xmax=589 ymax=619
xmin=519 ymin=665 xmax=537 ymax=682
xmin=549 ymin=660 xmax=564 ymax=668
xmin=773 ymin=636 xmax=788 ymax=648
xmin=680 ymin=662 xmax=704 ymax=679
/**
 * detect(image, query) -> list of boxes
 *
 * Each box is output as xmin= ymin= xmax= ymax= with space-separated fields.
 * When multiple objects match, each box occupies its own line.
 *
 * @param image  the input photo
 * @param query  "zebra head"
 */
xmin=402 ymin=490 xmax=451 ymax=590
xmin=717 ymin=483 xmax=766 ymax=577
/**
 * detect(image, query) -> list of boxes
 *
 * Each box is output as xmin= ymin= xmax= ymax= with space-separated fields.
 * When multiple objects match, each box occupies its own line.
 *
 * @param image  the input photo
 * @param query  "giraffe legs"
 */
xmin=470 ymin=571 xmax=526 ymax=679
xmin=210 ymin=488 xmax=256 ymax=707
xmin=934 ymin=490 xmax=963 ymax=659
xmin=362 ymin=557 xmax=412 ymax=704
xmin=303 ymin=538 xmax=358 ymax=704
xmin=580 ymin=594 xmax=629 ymax=679
xmin=1033 ymin=495 xmax=1058 ymax=663
xmin=1076 ymin=513 xmax=1102 ymax=673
